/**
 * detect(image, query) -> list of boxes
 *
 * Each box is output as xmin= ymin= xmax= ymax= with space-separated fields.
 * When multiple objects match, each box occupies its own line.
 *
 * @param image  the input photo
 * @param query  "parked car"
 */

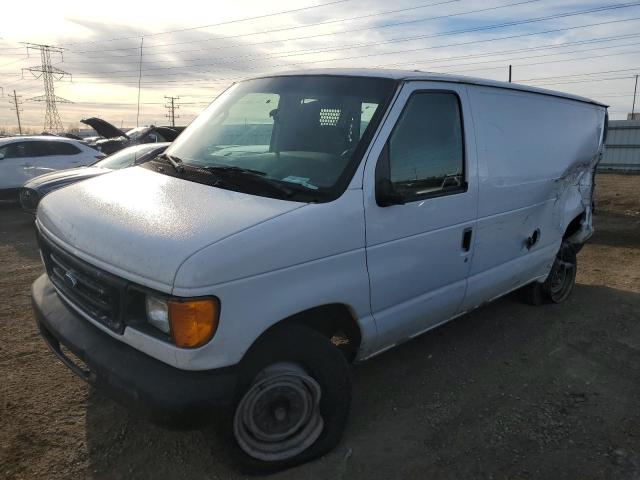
xmin=0 ymin=136 xmax=104 ymax=201
xmin=81 ymin=117 xmax=183 ymax=154
xmin=19 ymin=142 xmax=169 ymax=213
xmin=32 ymin=70 xmax=606 ymax=473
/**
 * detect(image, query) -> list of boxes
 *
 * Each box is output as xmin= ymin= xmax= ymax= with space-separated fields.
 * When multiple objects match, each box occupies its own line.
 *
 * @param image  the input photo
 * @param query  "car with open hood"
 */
xmin=32 ymin=69 xmax=607 ymax=473
xmin=20 ymin=142 xmax=169 ymax=213
xmin=81 ymin=117 xmax=183 ymax=154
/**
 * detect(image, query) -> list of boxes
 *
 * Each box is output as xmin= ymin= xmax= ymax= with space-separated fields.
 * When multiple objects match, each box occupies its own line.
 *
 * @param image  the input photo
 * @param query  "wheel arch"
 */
xmin=563 ymin=210 xmax=586 ymax=240
xmin=242 ymin=303 xmax=363 ymax=364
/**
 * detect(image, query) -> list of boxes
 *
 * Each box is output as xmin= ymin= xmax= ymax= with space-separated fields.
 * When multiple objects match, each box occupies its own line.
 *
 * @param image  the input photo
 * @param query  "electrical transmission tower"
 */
xmin=22 ymin=43 xmax=72 ymax=133
xmin=164 ymin=96 xmax=180 ymax=127
xmin=9 ymin=90 xmax=23 ymax=134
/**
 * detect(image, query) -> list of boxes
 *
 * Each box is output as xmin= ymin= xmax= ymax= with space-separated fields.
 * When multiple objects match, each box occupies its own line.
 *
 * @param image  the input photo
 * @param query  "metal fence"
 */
xmin=600 ymin=120 xmax=640 ymax=172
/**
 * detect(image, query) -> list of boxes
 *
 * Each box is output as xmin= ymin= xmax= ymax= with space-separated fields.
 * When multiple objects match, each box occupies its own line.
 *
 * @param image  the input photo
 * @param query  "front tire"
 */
xmin=230 ymin=325 xmax=351 ymax=474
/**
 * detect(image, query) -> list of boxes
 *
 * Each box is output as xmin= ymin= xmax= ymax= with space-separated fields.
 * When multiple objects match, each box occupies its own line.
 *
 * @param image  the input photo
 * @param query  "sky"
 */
xmin=1 ymin=0 xmax=639 ymax=131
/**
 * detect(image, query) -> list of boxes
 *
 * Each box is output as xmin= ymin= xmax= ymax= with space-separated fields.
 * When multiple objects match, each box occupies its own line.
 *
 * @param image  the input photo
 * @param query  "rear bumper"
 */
xmin=32 ymin=273 xmax=238 ymax=427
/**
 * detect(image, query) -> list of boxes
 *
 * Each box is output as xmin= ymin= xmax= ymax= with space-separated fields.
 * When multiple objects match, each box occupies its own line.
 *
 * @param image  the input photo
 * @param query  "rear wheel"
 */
xmin=543 ymin=242 xmax=577 ymax=303
xmin=230 ymin=325 xmax=351 ymax=474
xmin=522 ymin=242 xmax=577 ymax=305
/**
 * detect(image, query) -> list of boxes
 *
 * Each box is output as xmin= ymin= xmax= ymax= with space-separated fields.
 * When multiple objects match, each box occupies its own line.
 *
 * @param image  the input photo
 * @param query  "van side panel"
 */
xmin=463 ymin=86 xmax=605 ymax=310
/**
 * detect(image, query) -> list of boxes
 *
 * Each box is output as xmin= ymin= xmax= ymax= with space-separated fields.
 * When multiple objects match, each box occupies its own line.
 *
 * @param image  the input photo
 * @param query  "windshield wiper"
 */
xmin=157 ymin=152 xmax=184 ymax=173
xmin=198 ymin=164 xmax=300 ymax=199
xmin=199 ymin=165 xmax=267 ymax=176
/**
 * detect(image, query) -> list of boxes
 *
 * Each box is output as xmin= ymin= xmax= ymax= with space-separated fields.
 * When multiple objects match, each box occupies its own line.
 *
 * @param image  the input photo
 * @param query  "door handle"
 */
xmin=461 ymin=227 xmax=473 ymax=252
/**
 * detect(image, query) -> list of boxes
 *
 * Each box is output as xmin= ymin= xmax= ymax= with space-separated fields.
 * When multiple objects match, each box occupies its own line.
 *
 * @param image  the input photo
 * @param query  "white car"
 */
xmin=31 ymin=69 xmax=606 ymax=472
xmin=0 ymin=136 xmax=104 ymax=199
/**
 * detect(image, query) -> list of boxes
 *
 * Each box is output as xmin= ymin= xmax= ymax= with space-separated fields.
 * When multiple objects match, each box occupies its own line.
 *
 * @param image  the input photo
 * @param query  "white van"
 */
xmin=32 ymin=69 xmax=606 ymax=472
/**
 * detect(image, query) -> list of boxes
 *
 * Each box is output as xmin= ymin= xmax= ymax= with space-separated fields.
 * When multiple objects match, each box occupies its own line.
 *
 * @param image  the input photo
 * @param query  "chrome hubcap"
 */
xmin=234 ymin=362 xmax=323 ymax=462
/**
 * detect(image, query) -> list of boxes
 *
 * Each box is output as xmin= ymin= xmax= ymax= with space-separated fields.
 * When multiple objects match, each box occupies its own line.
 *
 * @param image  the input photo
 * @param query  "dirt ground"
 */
xmin=1 ymin=173 xmax=639 ymax=480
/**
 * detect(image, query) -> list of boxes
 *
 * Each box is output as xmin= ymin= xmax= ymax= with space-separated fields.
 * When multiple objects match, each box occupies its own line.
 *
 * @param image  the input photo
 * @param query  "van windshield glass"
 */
xmin=161 ymin=76 xmax=396 ymax=202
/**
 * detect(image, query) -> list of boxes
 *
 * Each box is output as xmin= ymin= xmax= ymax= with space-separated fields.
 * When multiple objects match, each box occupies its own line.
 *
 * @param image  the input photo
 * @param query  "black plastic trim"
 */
xmin=32 ymin=274 xmax=237 ymax=428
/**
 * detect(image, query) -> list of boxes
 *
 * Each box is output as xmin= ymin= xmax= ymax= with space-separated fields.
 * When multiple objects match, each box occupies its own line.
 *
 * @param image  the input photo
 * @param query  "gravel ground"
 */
xmin=1 ymin=173 xmax=639 ymax=480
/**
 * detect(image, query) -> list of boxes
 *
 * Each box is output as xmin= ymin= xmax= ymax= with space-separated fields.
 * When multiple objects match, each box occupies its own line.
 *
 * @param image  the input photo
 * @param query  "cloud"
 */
xmin=1 ymin=0 xmax=640 ymax=128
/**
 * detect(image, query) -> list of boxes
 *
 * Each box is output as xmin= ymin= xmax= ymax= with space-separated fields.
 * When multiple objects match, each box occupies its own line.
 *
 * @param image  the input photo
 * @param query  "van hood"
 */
xmin=36 ymin=167 xmax=305 ymax=291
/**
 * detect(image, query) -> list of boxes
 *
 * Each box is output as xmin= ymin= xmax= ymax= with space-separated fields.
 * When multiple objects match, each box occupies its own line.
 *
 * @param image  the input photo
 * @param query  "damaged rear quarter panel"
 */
xmin=462 ymin=86 xmax=606 ymax=310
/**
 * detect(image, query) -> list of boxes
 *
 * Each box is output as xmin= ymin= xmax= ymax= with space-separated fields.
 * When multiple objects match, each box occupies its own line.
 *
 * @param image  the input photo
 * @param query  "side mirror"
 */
xmin=376 ymin=178 xmax=405 ymax=207
xmin=0 ymin=152 xmax=4 ymax=160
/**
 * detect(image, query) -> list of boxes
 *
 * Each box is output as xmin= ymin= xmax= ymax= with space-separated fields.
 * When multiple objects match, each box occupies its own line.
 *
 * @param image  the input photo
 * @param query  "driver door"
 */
xmin=362 ymin=82 xmax=479 ymax=351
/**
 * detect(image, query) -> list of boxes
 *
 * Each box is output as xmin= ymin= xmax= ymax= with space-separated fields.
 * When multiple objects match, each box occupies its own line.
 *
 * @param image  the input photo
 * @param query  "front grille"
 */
xmin=38 ymin=230 xmax=127 ymax=334
xmin=19 ymin=188 xmax=40 ymax=212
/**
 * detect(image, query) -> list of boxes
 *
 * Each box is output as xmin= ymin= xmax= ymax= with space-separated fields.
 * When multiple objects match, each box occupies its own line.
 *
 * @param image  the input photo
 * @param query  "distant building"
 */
xmin=600 ymin=118 xmax=640 ymax=172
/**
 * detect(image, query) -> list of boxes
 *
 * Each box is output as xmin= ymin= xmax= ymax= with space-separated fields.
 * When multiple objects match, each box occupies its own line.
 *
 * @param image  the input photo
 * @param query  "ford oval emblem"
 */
xmin=64 ymin=271 xmax=78 ymax=288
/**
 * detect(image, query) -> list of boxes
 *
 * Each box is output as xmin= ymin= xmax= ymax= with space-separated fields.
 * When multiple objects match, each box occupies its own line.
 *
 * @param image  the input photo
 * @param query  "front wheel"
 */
xmin=230 ymin=325 xmax=352 ymax=474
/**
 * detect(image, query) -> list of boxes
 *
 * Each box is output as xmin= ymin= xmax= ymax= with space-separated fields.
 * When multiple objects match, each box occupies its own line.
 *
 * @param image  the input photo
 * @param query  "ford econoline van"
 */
xmin=31 ymin=69 xmax=607 ymax=472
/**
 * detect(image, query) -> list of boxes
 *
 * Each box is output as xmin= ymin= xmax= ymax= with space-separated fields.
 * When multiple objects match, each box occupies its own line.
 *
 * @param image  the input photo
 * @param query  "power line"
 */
xmin=534 ymin=76 xmax=637 ymax=87
xmin=61 ymin=3 xmax=640 ymax=80
xmin=376 ymin=31 xmax=640 ymax=69
xmin=62 ymin=37 xmax=640 ymax=90
xmin=61 ymin=13 xmax=640 ymax=73
xmin=59 ymin=0 xmax=350 ymax=47
xmin=61 ymin=0 xmax=464 ymax=64
xmin=431 ymin=43 xmax=640 ymax=75
xmin=164 ymin=96 xmax=179 ymax=126
xmin=21 ymin=43 xmax=72 ymax=133
xmin=519 ymin=66 xmax=640 ymax=83
xmin=69 ymin=31 xmax=640 ymax=79
xmin=68 ymin=0 xmax=544 ymax=56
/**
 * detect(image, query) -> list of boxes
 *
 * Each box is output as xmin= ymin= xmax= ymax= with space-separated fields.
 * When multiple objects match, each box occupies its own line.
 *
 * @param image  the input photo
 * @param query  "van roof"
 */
xmin=253 ymin=68 xmax=608 ymax=108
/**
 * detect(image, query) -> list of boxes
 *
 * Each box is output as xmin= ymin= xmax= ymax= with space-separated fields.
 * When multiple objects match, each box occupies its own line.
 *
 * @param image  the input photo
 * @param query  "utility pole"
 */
xmin=9 ymin=90 xmax=23 ymax=135
xmin=632 ymin=74 xmax=638 ymax=119
xmin=508 ymin=65 xmax=512 ymax=83
xmin=136 ymin=36 xmax=144 ymax=127
xmin=21 ymin=43 xmax=72 ymax=133
xmin=164 ymin=96 xmax=180 ymax=126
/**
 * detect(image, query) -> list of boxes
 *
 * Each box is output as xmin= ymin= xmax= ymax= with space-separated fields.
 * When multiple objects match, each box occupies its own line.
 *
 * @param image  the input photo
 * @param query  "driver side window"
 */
xmin=387 ymin=92 xmax=465 ymax=200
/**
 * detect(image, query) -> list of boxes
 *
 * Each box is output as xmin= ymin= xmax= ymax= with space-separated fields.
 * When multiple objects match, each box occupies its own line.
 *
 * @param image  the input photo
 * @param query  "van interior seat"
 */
xmin=278 ymin=100 xmax=350 ymax=155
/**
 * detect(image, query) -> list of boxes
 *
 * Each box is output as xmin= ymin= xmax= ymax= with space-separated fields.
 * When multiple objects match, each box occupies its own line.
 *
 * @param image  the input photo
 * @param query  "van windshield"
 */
xmin=158 ymin=75 xmax=397 ymax=202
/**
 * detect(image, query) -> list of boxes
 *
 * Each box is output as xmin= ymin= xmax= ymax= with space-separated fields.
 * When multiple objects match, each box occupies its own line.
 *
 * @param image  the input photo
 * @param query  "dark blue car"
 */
xmin=20 ymin=142 xmax=169 ymax=213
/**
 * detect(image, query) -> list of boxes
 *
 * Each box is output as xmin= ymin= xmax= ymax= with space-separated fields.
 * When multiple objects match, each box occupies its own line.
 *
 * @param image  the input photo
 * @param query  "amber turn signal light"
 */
xmin=168 ymin=298 xmax=219 ymax=348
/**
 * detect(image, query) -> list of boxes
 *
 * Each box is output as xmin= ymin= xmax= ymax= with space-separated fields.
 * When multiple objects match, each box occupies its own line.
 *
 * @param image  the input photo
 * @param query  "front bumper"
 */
xmin=32 ymin=273 xmax=238 ymax=427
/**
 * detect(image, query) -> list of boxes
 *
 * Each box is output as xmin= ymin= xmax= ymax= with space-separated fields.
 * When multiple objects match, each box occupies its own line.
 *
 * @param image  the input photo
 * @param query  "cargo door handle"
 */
xmin=461 ymin=228 xmax=473 ymax=252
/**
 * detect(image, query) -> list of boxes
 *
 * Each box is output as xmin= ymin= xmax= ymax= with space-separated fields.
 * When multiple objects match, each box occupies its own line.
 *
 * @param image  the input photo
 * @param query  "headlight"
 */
xmin=145 ymin=295 xmax=219 ymax=348
xmin=145 ymin=295 xmax=170 ymax=333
